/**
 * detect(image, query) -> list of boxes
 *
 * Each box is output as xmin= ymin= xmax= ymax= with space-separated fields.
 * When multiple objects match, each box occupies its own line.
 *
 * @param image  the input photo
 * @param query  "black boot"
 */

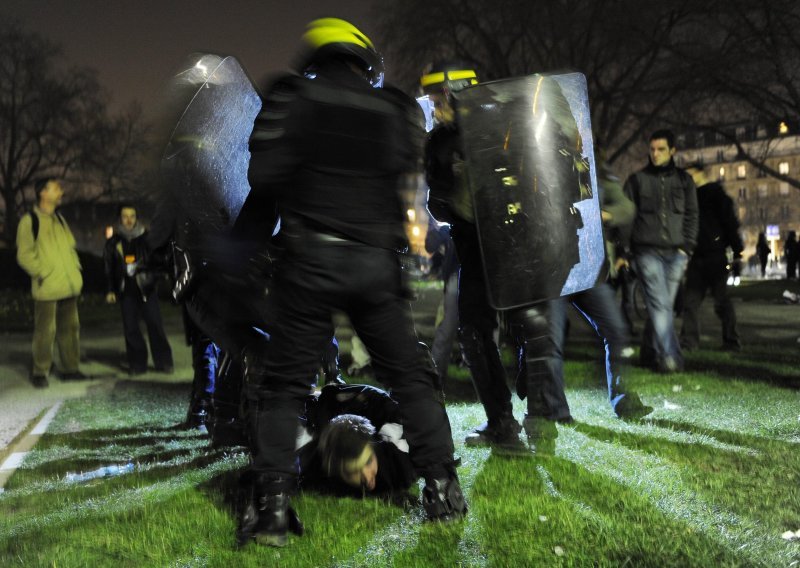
xmin=185 ymin=397 xmax=211 ymax=432
xmin=522 ymin=415 xmax=558 ymax=455
xmin=237 ymin=475 xmax=304 ymax=547
xmin=422 ymin=475 xmax=468 ymax=522
xmin=464 ymin=413 xmax=522 ymax=448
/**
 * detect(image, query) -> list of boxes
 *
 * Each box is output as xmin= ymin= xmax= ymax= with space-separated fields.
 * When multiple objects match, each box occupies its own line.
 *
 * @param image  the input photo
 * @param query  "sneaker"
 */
xmin=613 ymin=393 xmax=654 ymax=420
xmin=31 ymin=374 xmax=49 ymax=388
xmin=422 ymin=476 xmax=467 ymax=522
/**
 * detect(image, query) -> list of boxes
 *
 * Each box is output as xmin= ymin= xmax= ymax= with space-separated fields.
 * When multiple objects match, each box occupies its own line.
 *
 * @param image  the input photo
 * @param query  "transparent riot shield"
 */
xmin=160 ymin=54 xmax=262 ymax=235
xmin=453 ymin=72 xmax=605 ymax=309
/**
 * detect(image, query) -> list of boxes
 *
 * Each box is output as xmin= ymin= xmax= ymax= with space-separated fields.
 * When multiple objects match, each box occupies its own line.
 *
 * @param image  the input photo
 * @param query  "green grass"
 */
xmin=1 ymin=355 xmax=799 ymax=567
xmin=1 ymin=279 xmax=799 ymax=566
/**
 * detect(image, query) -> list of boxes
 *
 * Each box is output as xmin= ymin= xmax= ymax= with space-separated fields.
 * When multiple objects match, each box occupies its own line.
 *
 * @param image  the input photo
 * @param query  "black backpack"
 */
xmin=28 ymin=209 xmax=66 ymax=240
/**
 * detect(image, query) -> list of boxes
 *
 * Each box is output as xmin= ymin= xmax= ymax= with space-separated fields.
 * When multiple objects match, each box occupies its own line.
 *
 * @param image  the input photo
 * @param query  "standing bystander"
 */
xmin=16 ymin=178 xmax=85 ymax=388
xmin=679 ymin=164 xmax=743 ymax=351
xmin=623 ymin=130 xmax=698 ymax=372
xmin=104 ymin=203 xmax=173 ymax=375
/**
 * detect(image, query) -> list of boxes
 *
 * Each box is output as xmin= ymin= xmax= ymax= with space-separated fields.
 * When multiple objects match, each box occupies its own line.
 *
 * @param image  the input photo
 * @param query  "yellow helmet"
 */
xmin=420 ymin=61 xmax=479 ymax=96
xmin=297 ymin=18 xmax=384 ymax=87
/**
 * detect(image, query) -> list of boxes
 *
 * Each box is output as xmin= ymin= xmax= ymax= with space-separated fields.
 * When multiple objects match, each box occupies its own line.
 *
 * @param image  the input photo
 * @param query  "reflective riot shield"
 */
xmin=160 ymin=54 xmax=262 ymax=238
xmin=453 ymin=72 xmax=605 ymax=310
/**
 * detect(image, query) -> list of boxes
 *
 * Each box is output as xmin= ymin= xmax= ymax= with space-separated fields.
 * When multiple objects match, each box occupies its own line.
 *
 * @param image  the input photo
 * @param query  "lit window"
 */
xmin=780 ymin=183 xmax=790 ymax=196
xmin=779 ymin=161 xmax=790 ymax=175
xmin=758 ymin=185 xmax=768 ymax=198
xmin=737 ymin=164 xmax=746 ymax=179
xmin=719 ymin=166 xmax=726 ymax=180
xmin=779 ymin=121 xmax=789 ymax=134
xmin=738 ymin=207 xmax=746 ymax=220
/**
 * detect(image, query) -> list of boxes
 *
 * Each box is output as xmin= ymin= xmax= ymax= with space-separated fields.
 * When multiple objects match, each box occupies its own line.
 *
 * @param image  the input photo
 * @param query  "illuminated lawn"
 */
xmin=1 ymin=349 xmax=798 ymax=567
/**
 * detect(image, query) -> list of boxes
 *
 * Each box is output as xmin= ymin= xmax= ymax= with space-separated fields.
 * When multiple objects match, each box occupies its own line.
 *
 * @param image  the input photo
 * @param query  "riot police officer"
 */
xmin=236 ymin=19 xmax=466 ymax=547
xmin=422 ymin=63 xmax=573 ymax=449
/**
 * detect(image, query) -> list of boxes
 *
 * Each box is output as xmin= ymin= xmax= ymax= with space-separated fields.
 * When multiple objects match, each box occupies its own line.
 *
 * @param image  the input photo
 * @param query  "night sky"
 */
xmin=3 ymin=0 xmax=378 ymax=114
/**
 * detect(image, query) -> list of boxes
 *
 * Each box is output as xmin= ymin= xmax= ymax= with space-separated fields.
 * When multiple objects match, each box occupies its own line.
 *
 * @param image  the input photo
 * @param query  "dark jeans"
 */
xmin=247 ymin=237 xmax=455 ymax=481
xmin=680 ymin=253 xmax=739 ymax=348
xmin=554 ymin=282 xmax=633 ymax=406
xmin=120 ymin=287 xmax=172 ymax=372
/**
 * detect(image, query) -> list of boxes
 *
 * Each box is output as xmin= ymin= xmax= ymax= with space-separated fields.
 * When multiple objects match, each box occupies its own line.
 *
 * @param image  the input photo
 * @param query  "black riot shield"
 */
xmin=160 ymin=54 xmax=262 ymax=239
xmin=453 ymin=72 xmax=605 ymax=310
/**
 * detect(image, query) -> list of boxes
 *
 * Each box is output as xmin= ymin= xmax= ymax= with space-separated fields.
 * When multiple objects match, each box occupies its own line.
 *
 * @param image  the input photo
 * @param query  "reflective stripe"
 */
xmin=420 ymin=69 xmax=477 ymax=87
xmin=303 ymin=18 xmax=374 ymax=50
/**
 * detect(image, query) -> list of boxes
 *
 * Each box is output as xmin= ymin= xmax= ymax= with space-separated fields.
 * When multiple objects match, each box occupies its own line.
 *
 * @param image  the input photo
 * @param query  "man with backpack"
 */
xmin=16 ymin=177 xmax=85 ymax=388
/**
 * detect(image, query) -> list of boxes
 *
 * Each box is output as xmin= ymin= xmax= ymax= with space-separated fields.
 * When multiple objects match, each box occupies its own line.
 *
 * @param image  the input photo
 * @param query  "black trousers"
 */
xmin=247 ymin=237 xmax=455 ymax=482
xmin=453 ymin=225 xmax=568 ymax=423
xmin=680 ymin=253 xmax=739 ymax=348
xmin=120 ymin=287 xmax=172 ymax=372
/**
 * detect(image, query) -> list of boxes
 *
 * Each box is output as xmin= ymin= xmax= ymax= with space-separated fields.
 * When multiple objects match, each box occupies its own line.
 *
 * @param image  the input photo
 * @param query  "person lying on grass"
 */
xmin=297 ymin=383 xmax=417 ymax=497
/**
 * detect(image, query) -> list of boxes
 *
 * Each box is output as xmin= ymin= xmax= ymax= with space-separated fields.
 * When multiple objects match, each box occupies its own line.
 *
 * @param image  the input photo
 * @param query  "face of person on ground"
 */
xmin=120 ymin=207 xmax=138 ymax=231
xmin=39 ymin=180 xmax=64 ymax=208
xmin=649 ymin=138 xmax=675 ymax=167
xmin=340 ymin=444 xmax=378 ymax=491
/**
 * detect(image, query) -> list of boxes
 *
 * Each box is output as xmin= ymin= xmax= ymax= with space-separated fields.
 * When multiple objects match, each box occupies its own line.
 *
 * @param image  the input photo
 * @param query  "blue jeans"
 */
xmin=552 ymin=282 xmax=634 ymax=408
xmin=633 ymin=249 xmax=688 ymax=369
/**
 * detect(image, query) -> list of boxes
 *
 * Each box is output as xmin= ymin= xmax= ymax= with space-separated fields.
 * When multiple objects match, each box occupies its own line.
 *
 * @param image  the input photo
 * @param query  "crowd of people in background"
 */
xmin=13 ymin=15 xmax=799 ymax=553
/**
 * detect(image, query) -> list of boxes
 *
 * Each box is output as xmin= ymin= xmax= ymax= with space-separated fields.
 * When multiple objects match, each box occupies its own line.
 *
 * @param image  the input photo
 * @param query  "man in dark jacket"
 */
xmin=235 ymin=18 xmax=466 ymax=548
xmin=680 ymin=164 xmax=743 ymax=351
xmin=104 ymin=203 xmax=173 ymax=375
xmin=624 ymin=129 xmax=698 ymax=372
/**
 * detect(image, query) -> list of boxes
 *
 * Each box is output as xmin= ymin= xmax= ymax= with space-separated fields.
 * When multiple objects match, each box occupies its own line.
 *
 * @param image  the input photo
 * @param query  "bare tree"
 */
xmin=376 ymin=0 xmax=711 ymax=165
xmin=678 ymin=0 xmax=800 ymax=190
xmin=0 ymin=19 xmax=149 ymax=245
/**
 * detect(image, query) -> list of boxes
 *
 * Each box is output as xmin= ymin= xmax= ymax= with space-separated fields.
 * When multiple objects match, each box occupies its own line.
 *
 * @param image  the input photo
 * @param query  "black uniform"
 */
xmin=239 ymin=61 xmax=457 ymax=491
xmin=425 ymin=123 xmax=571 ymax=444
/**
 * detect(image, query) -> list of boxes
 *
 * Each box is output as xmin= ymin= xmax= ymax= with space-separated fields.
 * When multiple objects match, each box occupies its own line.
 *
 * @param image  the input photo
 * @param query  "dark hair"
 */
xmin=317 ymin=414 xmax=375 ymax=479
xmin=34 ymin=177 xmax=57 ymax=199
xmin=649 ymin=129 xmax=676 ymax=148
xmin=684 ymin=162 xmax=704 ymax=172
xmin=117 ymin=203 xmax=137 ymax=217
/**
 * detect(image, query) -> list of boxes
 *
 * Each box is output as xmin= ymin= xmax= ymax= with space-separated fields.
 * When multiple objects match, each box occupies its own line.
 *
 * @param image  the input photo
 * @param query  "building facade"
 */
xmin=677 ymin=124 xmax=800 ymax=264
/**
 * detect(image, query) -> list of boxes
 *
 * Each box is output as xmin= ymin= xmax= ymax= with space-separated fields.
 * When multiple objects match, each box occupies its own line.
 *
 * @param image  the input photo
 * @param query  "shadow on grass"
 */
xmin=465 ymin=450 xmax=744 ymax=567
xmin=685 ymin=356 xmax=800 ymax=389
xmin=570 ymin=419 xmax=800 ymax=529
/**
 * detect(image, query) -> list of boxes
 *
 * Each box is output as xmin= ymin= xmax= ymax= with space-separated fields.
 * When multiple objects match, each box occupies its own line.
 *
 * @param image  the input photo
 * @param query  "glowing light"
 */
xmin=195 ymin=60 xmax=208 ymax=76
xmin=779 ymin=121 xmax=789 ymax=134
xmin=411 ymin=225 xmax=420 ymax=237
xmin=407 ymin=209 xmax=416 ymax=222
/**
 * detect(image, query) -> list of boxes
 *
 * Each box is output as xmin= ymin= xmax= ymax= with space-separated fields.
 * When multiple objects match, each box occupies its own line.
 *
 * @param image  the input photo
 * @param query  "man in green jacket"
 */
xmin=16 ymin=177 xmax=85 ymax=388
